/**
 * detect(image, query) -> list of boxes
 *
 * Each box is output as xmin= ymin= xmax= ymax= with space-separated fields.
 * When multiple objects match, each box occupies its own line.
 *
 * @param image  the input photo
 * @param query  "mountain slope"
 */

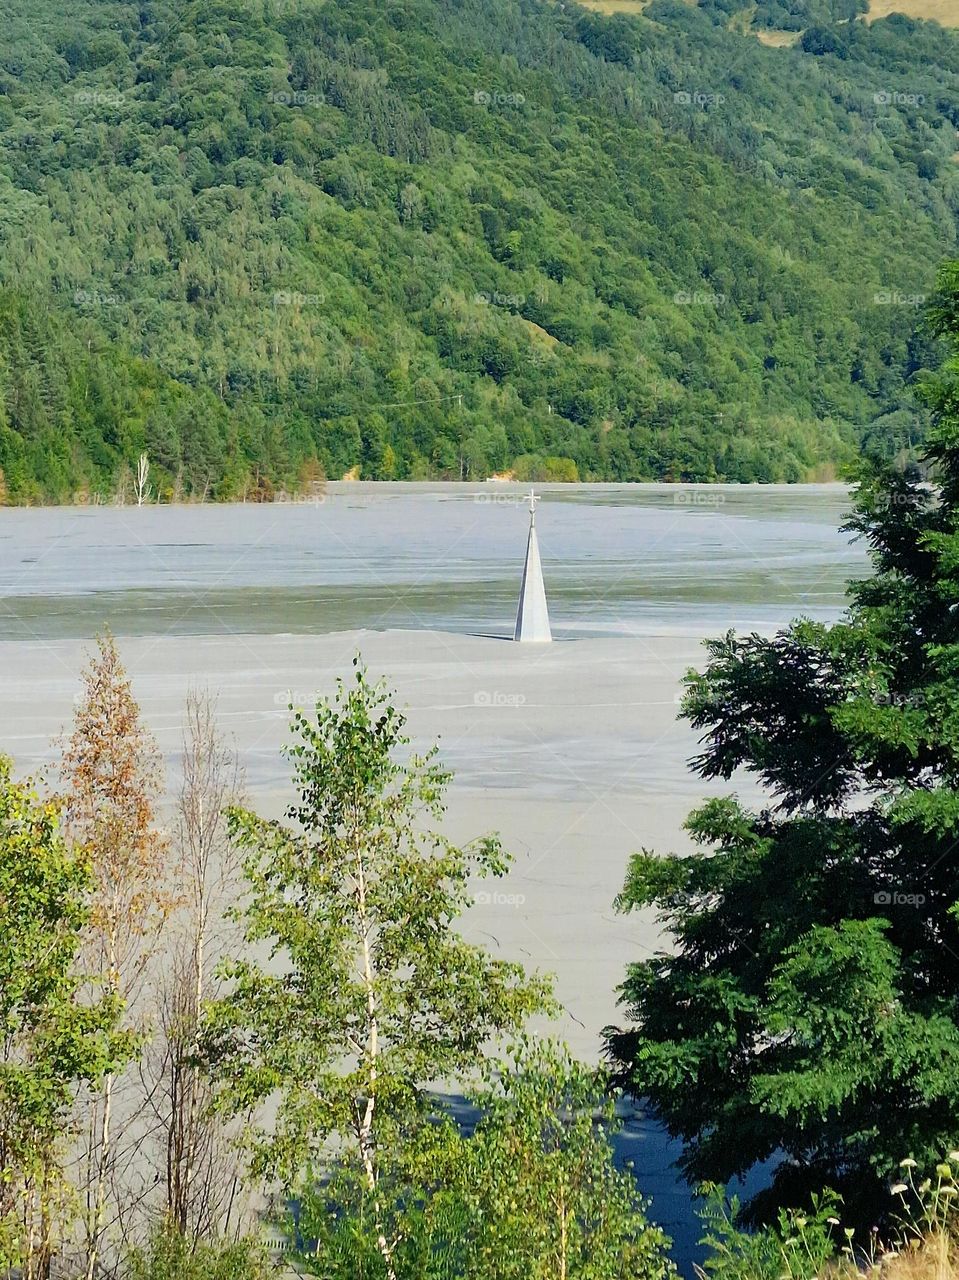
xmin=0 ymin=0 xmax=957 ymax=500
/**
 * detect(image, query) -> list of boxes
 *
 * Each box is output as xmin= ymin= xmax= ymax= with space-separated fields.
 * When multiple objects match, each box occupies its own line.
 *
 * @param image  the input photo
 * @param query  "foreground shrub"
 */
xmin=295 ymin=1040 xmax=675 ymax=1280
xmin=127 ymin=1230 xmax=272 ymax=1280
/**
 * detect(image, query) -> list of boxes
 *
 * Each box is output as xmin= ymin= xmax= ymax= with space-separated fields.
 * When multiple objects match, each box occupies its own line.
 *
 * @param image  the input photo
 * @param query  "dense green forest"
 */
xmin=0 ymin=0 xmax=957 ymax=500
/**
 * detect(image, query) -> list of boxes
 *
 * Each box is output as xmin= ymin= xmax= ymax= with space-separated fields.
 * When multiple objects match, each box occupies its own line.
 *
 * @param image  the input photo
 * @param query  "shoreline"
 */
xmin=0 ymin=477 xmax=853 ymax=513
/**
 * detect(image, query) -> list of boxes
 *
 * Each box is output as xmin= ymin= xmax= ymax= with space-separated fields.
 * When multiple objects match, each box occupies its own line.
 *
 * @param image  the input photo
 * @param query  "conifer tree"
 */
xmin=607 ymin=262 xmax=959 ymax=1227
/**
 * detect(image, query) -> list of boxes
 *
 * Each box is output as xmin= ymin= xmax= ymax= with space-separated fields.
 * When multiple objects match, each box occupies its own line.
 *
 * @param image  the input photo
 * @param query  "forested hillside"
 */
xmin=0 ymin=0 xmax=957 ymax=500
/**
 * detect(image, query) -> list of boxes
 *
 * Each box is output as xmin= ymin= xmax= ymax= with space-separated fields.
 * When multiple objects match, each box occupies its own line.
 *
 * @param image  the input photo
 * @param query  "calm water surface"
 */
xmin=0 ymin=482 xmax=863 ymax=640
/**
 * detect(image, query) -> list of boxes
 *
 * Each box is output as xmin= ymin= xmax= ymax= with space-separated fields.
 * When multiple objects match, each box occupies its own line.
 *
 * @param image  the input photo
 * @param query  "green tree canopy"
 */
xmin=0 ymin=758 xmax=128 ymax=1278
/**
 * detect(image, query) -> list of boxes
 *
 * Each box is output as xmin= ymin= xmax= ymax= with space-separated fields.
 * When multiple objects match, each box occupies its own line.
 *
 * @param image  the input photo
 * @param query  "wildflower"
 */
xmin=900 ymin=1158 xmax=918 ymax=1168
xmin=890 ymin=1184 xmax=908 ymax=1195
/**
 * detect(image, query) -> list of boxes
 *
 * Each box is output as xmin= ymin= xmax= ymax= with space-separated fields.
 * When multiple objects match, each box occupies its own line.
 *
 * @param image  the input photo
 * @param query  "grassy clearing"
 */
xmin=572 ymin=0 xmax=650 ymax=12
xmin=866 ymin=0 xmax=959 ymax=24
xmin=581 ymin=0 xmax=956 ymax=33
xmin=754 ymin=27 xmax=802 ymax=44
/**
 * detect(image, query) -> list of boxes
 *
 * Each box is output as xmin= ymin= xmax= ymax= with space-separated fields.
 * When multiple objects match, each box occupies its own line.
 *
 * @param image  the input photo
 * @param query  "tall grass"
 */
xmin=696 ymin=1155 xmax=959 ymax=1280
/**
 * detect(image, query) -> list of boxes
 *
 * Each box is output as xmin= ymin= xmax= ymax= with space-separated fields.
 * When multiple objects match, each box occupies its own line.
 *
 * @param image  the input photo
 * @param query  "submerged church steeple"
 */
xmin=514 ymin=489 xmax=552 ymax=643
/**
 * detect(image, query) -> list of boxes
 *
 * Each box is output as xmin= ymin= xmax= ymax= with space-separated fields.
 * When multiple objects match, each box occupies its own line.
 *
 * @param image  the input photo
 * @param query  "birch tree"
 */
xmin=134 ymin=454 xmax=150 ymax=507
xmin=204 ymin=662 xmax=553 ymax=1280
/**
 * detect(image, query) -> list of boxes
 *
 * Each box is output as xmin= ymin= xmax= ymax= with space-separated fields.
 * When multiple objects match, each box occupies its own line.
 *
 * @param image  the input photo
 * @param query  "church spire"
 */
xmin=514 ymin=489 xmax=552 ymax=642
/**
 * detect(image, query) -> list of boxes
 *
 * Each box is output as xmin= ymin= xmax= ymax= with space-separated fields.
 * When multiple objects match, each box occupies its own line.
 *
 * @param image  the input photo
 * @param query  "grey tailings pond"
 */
xmin=0 ymin=482 xmax=859 ymax=641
